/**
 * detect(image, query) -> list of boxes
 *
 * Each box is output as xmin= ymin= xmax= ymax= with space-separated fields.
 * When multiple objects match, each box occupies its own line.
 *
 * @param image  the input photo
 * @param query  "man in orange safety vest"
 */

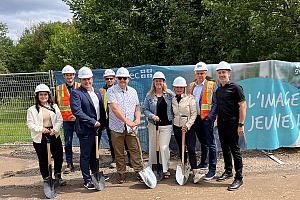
xmin=188 ymin=62 xmax=218 ymax=183
xmin=55 ymin=65 xmax=80 ymax=174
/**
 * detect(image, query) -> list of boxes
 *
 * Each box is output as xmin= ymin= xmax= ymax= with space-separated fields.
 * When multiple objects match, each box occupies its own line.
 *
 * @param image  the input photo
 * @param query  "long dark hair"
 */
xmin=35 ymin=92 xmax=55 ymax=113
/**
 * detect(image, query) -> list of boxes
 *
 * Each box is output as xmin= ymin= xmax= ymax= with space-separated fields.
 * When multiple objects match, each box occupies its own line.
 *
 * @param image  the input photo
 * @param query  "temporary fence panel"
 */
xmin=0 ymin=71 xmax=54 ymax=145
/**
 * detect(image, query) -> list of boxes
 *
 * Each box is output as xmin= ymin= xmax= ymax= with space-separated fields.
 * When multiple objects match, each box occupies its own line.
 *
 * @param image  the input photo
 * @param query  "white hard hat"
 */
xmin=35 ymin=84 xmax=50 ymax=93
xmin=116 ymin=67 xmax=130 ymax=78
xmin=152 ymin=71 xmax=166 ymax=80
xmin=173 ymin=76 xmax=187 ymax=87
xmin=103 ymin=69 xmax=115 ymax=77
xmin=62 ymin=65 xmax=76 ymax=74
xmin=216 ymin=61 xmax=232 ymax=71
xmin=194 ymin=62 xmax=208 ymax=71
xmin=78 ymin=67 xmax=93 ymax=79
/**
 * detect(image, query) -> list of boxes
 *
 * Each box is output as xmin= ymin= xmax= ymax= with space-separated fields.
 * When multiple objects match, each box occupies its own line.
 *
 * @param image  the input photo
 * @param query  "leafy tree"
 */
xmin=0 ymin=22 xmax=13 ymax=73
xmin=10 ymin=22 xmax=70 ymax=72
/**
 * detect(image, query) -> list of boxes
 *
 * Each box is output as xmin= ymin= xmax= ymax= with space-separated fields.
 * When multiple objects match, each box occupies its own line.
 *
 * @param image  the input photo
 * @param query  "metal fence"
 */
xmin=0 ymin=71 xmax=54 ymax=145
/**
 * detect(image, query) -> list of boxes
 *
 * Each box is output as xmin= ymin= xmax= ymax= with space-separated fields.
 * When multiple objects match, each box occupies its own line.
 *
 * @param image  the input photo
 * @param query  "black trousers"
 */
xmin=173 ymin=125 xmax=197 ymax=169
xmin=33 ymin=135 xmax=63 ymax=179
xmin=217 ymin=119 xmax=243 ymax=180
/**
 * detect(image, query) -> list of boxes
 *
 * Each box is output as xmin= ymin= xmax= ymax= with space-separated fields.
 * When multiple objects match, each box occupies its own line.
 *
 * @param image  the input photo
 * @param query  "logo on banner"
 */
xmin=130 ymin=68 xmax=153 ymax=79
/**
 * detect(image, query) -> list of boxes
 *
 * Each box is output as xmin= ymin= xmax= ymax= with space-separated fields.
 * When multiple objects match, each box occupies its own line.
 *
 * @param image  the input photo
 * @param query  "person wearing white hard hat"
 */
xmin=100 ymin=69 xmax=131 ymax=168
xmin=106 ymin=67 xmax=144 ymax=184
xmin=143 ymin=71 xmax=174 ymax=179
xmin=27 ymin=84 xmax=66 ymax=189
xmin=55 ymin=65 xmax=80 ymax=174
xmin=70 ymin=66 xmax=107 ymax=190
xmin=215 ymin=61 xmax=246 ymax=191
xmin=172 ymin=77 xmax=202 ymax=183
xmin=188 ymin=61 xmax=218 ymax=183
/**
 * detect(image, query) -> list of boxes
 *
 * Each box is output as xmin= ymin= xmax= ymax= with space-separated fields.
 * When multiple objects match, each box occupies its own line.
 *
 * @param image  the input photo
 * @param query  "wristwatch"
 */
xmin=238 ymin=122 xmax=244 ymax=127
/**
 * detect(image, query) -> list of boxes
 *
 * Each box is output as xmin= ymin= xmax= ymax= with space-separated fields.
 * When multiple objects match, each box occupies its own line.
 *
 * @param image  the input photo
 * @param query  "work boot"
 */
xmin=54 ymin=173 xmax=67 ymax=187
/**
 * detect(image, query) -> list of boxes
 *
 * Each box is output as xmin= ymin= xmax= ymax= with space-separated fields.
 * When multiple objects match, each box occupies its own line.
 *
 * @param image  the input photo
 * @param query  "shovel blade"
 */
xmin=43 ymin=179 xmax=56 ymax=199
xmin=152 ymin=164 xmax=163 ymax=181
xmin=175 ymin=164 xmax=189 ymax=185
xmin=139 ymin=166 xmax=157 ymax=189
xmin=91 ymin=172 xmax=105 ymax=191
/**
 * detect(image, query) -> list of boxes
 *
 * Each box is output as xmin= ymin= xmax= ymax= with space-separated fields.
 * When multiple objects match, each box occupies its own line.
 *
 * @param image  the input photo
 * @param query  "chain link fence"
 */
xmin=0 ymin=71 xmax=54 ymax=145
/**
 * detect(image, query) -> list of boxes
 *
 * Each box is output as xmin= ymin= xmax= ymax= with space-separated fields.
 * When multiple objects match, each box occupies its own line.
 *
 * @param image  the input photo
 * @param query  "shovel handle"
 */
xmin=181 ymin=130 xmax=186 ymax=165
xmin=95 ymin=128 xmax=100 ymax=160
xmin=46 ymin=136 xmax=51 ymax=165
xmin=155 ymin=123 xmax=160 ymax=152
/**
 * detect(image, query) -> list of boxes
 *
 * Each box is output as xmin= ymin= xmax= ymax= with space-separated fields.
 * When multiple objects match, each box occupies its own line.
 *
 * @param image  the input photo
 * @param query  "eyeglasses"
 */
xmin=117 ymin=77 xmax=128 ymax=80
xmin=105 ymin=78 xmax=114 ymax=81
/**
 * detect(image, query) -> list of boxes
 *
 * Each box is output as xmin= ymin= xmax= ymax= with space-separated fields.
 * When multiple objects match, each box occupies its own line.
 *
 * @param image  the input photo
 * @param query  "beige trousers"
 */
xmin=111 ymin=130 xmax=143 ymax=174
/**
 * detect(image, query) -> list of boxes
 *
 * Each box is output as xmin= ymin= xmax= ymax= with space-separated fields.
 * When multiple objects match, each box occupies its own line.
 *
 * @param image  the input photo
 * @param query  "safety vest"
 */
xmin=100 ymin=88 xmax=109 ymax=119
xmin=56 ymin=82 xmax=80 ymax=121
xmin=188 ymin=80 xmax=216 ymax=119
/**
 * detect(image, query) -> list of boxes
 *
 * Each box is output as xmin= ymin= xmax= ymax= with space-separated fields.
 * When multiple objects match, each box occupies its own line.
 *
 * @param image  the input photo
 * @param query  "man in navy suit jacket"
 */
xmin=70 ymin=67 xmax=106 ymax=190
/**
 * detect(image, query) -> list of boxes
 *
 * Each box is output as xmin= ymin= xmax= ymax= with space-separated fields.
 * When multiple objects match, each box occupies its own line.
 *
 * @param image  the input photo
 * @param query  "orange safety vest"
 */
xmin=56 ymin=82 xmax=80 ymax=121
xmin=188 ymin=80 xmax=216 ymax=119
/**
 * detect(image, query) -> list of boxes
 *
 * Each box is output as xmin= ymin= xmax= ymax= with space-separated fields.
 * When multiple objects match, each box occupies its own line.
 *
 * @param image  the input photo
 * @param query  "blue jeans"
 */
xmin=63 ymin=121 xmax=76 ymax=165
xmin=78 ymin=133 xmax=97 ymax=183
xmin=194 ymin=115 xmax=217 ymax=173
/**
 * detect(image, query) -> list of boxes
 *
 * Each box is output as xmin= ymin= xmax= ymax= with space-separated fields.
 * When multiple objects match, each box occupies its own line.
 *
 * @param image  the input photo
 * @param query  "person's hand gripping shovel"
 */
xmin=176 ymin=115 xmax=190 ymax=185
xmin=91 ymin=127 xmax=105 ymax=191
xmin=152 ymin=121 xmax=163 ymax=181
xmin=43 ymin=135 xmax=57 ymax=198
xmin=133 ymin=126 xmax=157 ymax=189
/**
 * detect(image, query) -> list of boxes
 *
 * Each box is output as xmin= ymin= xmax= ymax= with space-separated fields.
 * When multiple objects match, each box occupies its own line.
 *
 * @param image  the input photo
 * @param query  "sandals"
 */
xmin=163 ymin=171 xmax=171 ymax=179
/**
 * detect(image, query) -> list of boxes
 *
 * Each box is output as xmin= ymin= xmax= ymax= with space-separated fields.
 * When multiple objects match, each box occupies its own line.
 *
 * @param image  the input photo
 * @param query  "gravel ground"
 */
xmin=0 ymin=145 xmax=300 ymax=199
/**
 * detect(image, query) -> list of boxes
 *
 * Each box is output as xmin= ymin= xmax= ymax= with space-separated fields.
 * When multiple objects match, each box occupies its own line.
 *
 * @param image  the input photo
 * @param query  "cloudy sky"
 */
xmin=0 ymin=0 xmax=73 ymax=41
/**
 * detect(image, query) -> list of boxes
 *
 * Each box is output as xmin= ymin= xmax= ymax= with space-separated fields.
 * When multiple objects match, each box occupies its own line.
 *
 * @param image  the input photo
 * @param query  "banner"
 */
xmin=54 ymin=60 xmax=300 ymax=150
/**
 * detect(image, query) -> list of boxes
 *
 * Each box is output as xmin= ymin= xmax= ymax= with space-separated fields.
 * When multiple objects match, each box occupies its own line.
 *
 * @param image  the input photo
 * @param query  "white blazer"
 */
xmin=27 ymin=104 xmax=63 ymax=143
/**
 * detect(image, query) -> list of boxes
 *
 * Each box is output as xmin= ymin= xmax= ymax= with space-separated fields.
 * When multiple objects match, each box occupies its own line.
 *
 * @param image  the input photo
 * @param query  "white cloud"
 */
xmin=0 ymin=0 xmax=73 ymax=41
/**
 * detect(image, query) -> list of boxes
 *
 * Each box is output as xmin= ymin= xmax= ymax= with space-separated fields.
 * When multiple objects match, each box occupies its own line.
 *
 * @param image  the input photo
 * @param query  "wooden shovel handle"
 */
xmin=47 ymin=142 xmax=51 ymax=164
xmin=95 ymin=129 xmax=100 ymax=159
xmin=181 ymin=130 xmax=186 ymax=165
xmin=155 ymin=123 xmax=159 ymax=152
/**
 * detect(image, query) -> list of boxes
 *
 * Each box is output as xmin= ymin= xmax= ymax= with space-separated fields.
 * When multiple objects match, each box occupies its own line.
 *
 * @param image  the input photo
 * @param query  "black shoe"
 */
xmin=54 ymin=173 xmax=67 ymax=187
xmin=84 ymin=181 xmax=95 ymax=190
xmin=227 ymin=179 xmax=243 ymax=191
xmin=197 ymin=164 xmax=208 ymax=170
xmin=216 ymin=171 xmax=233 ymax=182
xmin=104 ymin=174 xmax=110 ymax=181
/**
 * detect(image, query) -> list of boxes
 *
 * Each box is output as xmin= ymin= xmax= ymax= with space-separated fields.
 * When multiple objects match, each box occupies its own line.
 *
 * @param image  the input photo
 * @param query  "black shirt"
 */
xmin=216 ymin=81 xmax=245 ymax=121
xmin=157 ymin=96 xmax=172 ymax=126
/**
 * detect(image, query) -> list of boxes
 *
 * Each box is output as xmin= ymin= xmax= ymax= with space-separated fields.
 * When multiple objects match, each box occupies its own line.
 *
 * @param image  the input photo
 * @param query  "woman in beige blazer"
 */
xmin=172 ymin=77 xmax=203 ymax=183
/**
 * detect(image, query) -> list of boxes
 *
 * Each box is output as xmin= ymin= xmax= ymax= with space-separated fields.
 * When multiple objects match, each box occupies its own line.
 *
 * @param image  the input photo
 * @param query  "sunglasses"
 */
xmin=117 ymin=77 xmax=128 ymax=80
xmin=105 ymin=78 xmax=114 ymax=81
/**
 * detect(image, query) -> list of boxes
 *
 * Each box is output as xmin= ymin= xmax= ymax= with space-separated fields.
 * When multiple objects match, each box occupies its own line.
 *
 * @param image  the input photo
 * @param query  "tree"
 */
xmin=0 ymin=22 xmax=13 ymax=73
xmin=10 ymin=22 xmax=71 ymax=72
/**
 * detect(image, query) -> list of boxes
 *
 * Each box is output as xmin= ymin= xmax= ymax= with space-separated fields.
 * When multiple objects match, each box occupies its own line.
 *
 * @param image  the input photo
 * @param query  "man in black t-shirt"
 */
xmin=215 ymin=61 xmax=246 ymax=191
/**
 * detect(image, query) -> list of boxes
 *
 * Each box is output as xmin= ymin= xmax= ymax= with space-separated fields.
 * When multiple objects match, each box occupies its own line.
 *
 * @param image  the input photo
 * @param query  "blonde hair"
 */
xmin=147 ymin=80 xmax=171 ymax=97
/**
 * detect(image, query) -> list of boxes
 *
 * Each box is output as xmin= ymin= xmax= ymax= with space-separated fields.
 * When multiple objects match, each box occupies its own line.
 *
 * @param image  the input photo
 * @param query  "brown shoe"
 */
xmin=117 ymin=173 xmax=126 ymax=184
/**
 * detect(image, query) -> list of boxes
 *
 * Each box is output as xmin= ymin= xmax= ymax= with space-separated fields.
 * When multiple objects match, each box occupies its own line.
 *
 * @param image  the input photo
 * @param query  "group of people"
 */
xmin=26 ymin=60 xmax=246 ymax=193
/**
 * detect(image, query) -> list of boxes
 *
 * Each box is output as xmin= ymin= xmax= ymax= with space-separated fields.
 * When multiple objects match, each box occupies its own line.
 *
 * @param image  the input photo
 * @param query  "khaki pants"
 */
xmin=111 ymin=130 xmax=143 ymax=174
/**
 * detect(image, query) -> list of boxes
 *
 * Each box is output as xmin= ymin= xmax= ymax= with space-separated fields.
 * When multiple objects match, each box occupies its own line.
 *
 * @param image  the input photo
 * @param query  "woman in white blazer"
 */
xmin=27 ymin=84 xmax=66 ymax=186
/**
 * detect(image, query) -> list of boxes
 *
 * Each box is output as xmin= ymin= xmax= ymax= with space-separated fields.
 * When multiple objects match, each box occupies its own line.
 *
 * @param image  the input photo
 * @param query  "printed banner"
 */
xmin=54 ymin=60 xmax=300 ymax=150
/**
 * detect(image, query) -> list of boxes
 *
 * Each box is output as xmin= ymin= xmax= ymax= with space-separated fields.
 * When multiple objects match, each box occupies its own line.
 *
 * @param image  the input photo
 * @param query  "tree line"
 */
xmin=0 ymin=0 xmax=299 ymax=73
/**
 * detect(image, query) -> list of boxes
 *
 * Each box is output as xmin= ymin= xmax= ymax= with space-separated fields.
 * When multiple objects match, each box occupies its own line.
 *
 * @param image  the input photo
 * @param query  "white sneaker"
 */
xmin=193 ymin=173 xmax=205 ymax=184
